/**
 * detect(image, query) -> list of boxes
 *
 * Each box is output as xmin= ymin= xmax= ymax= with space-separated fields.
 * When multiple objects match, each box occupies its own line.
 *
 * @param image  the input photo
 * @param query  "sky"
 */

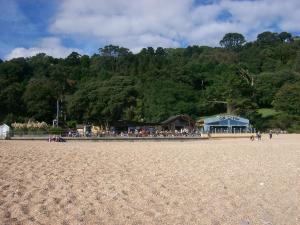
xmin=1 ymin=0 xmax=300 ymax=60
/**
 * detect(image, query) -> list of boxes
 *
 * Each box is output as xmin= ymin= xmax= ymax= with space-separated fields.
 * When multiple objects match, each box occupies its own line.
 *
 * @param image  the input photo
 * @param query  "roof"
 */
xmin=76 ymin=124 xmax=85 ymax=129
xmin=203 ymin=114 xmax=249 ymax=124
xmin=197 ymin=113 xmax=234 ymax=121
xmin=0 ymin=124 xmax=10 ymax=128
xmin=161 ymin=114 xmax=195 ymax=125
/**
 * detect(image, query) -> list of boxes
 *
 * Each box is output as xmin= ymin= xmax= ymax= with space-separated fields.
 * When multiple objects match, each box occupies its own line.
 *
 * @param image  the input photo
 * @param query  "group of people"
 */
xmin=118 ymin=129 xmax=200 ymax=137
xmin=66 ymin=128 xmax=200 ymax=138
xmin=48 ymin=135 xmax=65 ymax=142
xmin=250 ymin=130 xmax=274 ymax=141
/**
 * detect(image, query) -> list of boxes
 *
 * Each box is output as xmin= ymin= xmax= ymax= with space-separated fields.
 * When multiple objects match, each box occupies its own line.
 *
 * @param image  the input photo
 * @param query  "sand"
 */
xmin=0 ymin=134 xmax=300 ymax=225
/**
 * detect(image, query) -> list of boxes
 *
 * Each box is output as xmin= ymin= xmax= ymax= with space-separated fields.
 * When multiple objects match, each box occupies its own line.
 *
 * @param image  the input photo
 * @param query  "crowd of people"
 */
xmin=51 ymin=127 xmax=286 ymax=142
xmin=94 ymin=129 xmax=201 ymax=138
xmin=119 ymin=129 xmax=201 ymax=137
xmin=66 ymin=128 xmax=202 ymax=138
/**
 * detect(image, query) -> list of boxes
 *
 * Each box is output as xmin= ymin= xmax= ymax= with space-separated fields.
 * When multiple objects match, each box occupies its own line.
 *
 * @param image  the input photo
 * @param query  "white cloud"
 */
xmin=4 ymin=0 xmax=298 ymax=56
xmin=50 ymin=0 xmax=193 ymax=49
xmin=5 ymin=37 xmax=80 ymax=60
xmin=49 ymin=0 xmax=300 ymax=50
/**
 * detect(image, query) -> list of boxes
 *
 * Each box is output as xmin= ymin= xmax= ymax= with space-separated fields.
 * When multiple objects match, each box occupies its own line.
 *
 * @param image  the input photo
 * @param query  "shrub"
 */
xmin=47 ymin=127 xmax=65 ymax=135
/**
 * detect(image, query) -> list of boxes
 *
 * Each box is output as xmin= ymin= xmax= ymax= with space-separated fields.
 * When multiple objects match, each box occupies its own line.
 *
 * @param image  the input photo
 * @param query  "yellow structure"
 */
xmin=91 ymin=125 xmax=102 ymax=136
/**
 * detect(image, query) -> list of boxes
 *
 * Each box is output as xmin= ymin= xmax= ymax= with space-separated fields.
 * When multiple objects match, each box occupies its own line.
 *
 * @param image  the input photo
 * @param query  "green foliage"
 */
xmin=48 ymin=127 xmax=65 ymax=135
xmin=22 ymin=78 xmax=58 ymax=121
xmin=278 ymin=32 xmax=293 ymax=43
xmin=254 ymin=70 xmax=300 ymax=107
xmin=220 ymin=33 xmax=246 ymax=50
xmin=1 ymin=32 xmax=300 ymax=131
xmin=257 ymin=108 xmax=279 ymax=118
xmin=141 ymin=80 xmax=198 ymax=122
xmin=68 ymin=76 xmax=137 ymax=123
xmin=268 ymin=113 xmax=300 ymax=132
xmin=99 ymin=45 xmax=131 ymax=57
xmin=273 ymin=81 xmax=300 ymax=115
xmin=256 ymin=31 xmax=293 ymax=47
xmin=257 ymin=31 xmax=281 ymax=47
xmin=66 ymin=120 xmax=77 ymax=129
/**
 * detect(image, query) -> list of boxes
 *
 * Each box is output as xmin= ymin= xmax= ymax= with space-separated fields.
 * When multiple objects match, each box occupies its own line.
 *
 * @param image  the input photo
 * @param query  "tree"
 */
xmin=202 ymin=66 xmax=256 ymax=116
xmin=155 ymin=47 xmax=166 ymax=56
xmin=65 ymin=52 xmax=81 ymax=66
xmin=80 ymin=55 xmax=90 ymax=68
xmin=68 ymin=76 xmax=137 ymax=123
xmin=257 ymin=31 xmax=280 ymax=46
xmin=255 ymin=70 xmax=300 ymax=108
xmin=23 ymin=78 xmax=62 ymax=122
xmin=278 ymin=32 xmax=293 ymax=43
xmin=220 ymin=33 xmax=246 ymax=50
xmin=293 ymin=51 xmax=300 ymax=72
xmin=141 ymin=79 xmax=198 ymax=122
xmin=0 ymin=57 xmax=31 ymax=82
xmin=98 ymin=45 xmax=131 ymax=57
xmin=273 ymin=82 xmax=300 ymax=115
xmin=0 ymin=82 xmax=24 ymax=121
xmin=1 ymin=31 xmax=300 ymax=132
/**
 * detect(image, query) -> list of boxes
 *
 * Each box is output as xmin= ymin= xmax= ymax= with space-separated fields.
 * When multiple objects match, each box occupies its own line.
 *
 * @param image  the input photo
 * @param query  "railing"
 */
xmin=8 ymin=129 xmax=256 ymax=140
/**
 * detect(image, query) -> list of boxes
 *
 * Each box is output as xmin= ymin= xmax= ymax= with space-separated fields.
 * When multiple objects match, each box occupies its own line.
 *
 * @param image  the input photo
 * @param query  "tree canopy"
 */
xmin=1 ymin=31 xmax=300 ymax=131
xmin=220 ymin=33 xmax=246 ymax=50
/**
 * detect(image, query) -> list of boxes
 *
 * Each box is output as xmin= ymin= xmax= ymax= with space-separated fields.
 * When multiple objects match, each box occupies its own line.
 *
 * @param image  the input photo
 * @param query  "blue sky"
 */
xmin=1 ymin=0 xmax=300 ymax=60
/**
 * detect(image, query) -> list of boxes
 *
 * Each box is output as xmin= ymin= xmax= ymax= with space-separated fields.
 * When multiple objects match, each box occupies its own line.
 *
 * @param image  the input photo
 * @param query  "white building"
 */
xmin=0 ymin=124 xmax=10 ymax=139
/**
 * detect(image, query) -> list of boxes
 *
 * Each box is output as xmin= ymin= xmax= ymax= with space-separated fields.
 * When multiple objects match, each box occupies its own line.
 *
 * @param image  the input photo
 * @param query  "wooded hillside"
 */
xmin=1 ymin=31 xmax=300 ymax=131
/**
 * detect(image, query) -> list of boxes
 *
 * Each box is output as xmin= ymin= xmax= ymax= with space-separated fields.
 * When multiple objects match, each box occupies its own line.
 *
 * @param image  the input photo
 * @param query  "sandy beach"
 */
xmin=0 ymin=134 xmax=299 ymax=225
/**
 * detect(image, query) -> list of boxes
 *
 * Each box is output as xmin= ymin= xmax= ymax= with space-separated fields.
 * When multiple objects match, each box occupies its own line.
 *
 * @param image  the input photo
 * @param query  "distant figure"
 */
xmin=250 ymin=135 xmax=255 ymax=141
xmin=269 ymin=130 xmax=273 ymax=139
xmin=48 ymin=135 xmax=65 ymax=142
xmin=256 ymin=131 xmax=262 ymax=140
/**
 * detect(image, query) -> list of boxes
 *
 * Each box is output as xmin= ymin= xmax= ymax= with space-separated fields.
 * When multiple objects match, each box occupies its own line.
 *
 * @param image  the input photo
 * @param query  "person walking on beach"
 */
xmin=269 ymin=130 xmax=273 ymax=139
xmin=256 ymin=131 xmax=261 ymax=140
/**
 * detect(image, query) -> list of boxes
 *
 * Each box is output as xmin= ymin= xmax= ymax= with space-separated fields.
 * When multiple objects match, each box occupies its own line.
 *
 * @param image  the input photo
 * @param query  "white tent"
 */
xmin=0 ymin=124 xmax=10 ymax=138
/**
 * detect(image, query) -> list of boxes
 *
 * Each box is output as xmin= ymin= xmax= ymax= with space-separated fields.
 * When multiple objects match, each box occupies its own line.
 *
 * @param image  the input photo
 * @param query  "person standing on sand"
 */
xmin=257 ymin=131 xmax=262 ymax=140
xmin=269 ymin=130 xmax=273 ymax=139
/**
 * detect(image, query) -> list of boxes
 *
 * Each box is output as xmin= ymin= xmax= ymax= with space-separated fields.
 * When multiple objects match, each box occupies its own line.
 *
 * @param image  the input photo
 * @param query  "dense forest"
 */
xmin=1 ymin=31 xmax=300 ymax=131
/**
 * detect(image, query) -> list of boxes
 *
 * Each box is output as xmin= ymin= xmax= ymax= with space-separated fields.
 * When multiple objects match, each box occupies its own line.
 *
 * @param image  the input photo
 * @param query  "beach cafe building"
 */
xmin=197 ymin=114 xmax=251 ymax=133
xmin=161 ymin=114 xmax=195 ymax=132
